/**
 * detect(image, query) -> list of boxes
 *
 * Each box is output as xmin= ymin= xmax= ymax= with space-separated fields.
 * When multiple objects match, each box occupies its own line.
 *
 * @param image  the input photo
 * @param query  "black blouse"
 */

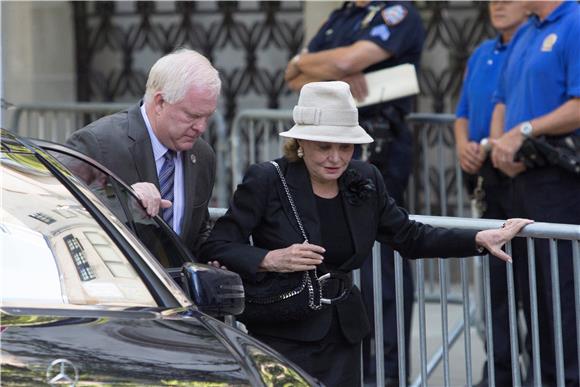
xmin=315 ymin=193 xmax=355 ymax=267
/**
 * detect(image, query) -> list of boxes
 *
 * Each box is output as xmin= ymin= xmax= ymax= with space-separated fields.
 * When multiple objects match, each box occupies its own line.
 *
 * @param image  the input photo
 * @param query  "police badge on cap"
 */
xmin=381 ymin=4 xmax=407 ymax=26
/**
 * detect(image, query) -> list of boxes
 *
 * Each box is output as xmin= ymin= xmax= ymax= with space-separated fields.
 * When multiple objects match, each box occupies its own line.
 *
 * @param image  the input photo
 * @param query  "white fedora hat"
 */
xmin=279 ymin=81 xmax=374 ymax=144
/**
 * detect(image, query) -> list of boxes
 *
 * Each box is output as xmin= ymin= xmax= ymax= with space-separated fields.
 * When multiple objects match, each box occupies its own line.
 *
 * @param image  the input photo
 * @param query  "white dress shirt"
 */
xmin=140 ymin=104 xmax=184 ymax=234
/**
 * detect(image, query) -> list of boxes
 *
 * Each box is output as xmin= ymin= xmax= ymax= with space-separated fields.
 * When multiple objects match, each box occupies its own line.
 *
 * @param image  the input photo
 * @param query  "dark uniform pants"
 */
xmin=466 ymin=171 xmax=523 ymax=386
xmin=511 ymin=166 xmax=580 ymax=386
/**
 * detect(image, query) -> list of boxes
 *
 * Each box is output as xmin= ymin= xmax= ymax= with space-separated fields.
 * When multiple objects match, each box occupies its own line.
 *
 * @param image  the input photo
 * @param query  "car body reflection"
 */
xmin=0 ymin=130 xmax=320 ymax=386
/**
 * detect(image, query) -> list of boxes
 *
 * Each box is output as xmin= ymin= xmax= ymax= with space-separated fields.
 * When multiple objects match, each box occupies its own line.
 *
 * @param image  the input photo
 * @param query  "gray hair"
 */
xmin=144 ymin=48 xmax=221 ymax=105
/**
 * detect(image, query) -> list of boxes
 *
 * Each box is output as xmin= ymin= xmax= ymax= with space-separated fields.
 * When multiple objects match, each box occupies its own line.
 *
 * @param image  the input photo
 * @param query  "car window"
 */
xmin=0 ymin=151 xmax=157 ymax=308
xmin=43 ymin=149 xmax=193 ymax=270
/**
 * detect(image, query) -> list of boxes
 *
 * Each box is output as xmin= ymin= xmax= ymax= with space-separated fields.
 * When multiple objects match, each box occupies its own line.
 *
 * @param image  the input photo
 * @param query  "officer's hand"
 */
xmin=131 ymin=182 xmax=172 ymax=217
xmin=490 ymin=128 xmax=524 ymax=167
xmin=342 ymin=73 xmax=368 ymax=102
xmin=475 ymin=218 xmax=534 ymax=263
xmin=457 ymin=140 xmax=485 ymax=174
xmin=284 ymin=55 xmax=301 ymax=82
xmin=490 ymin=128 xmax=527 ymax=177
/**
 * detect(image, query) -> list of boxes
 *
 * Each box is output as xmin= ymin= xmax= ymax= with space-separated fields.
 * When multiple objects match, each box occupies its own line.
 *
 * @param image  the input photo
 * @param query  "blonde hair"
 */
xmin=144 ymin=48 xmax=221 ymax=105
xmin=283 ymin=138 xmax=301 ymax=162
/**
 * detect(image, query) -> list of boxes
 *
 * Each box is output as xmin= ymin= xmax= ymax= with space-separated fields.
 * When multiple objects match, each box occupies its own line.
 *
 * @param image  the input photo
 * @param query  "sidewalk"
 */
xmin=408 ymin=303 xmax=485 ymax=387
xmin=364 ymin=303 xmax=486 ymax=387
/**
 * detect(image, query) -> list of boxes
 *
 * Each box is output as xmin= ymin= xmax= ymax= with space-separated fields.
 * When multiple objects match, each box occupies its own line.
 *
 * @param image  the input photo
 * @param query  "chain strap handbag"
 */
xmin=239 ymin=161 xmax=352 ymax=324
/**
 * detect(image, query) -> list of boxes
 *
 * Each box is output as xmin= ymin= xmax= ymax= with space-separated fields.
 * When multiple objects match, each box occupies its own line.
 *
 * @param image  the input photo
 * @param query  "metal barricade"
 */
xmin=9 ymin=102 xmax=131 ymax=143
xmin=209 ymin=207 xmax=580 ymax=387
xmin=222 ymin=109 xmax=580 ymax=386
xmin=394 ymin=217 xmax=580 ymax=387
xmin=230 ymin=108 xmax=293 ymax=191
xmin=7 ymin=102 xmax=230 ymax=207
xmin=406 ymin=113 xmax=466 ymax=217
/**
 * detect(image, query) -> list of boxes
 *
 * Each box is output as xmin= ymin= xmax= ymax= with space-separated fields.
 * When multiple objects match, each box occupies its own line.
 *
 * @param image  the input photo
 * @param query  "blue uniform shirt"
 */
xmin=307 ymin=1 xmax=425 ymax=115
xmin=456 ymin=36 xmax=510 ymax=142
xmin=495 ymin=1 xmax=580 ymax=134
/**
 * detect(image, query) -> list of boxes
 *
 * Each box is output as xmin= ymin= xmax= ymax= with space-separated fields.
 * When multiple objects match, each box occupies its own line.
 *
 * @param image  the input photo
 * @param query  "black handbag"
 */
xmin=239 ymin=161 xmax=352 ymax=324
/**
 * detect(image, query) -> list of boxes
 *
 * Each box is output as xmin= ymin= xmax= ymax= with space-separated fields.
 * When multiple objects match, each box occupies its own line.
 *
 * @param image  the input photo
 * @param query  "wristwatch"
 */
xmin=519 ymin=121 xmax=534 ymax=138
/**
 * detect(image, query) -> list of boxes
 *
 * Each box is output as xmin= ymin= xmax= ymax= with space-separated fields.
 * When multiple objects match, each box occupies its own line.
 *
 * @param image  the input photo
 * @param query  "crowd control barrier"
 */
xmin=210 ymin=207 xmax=580 ymax=387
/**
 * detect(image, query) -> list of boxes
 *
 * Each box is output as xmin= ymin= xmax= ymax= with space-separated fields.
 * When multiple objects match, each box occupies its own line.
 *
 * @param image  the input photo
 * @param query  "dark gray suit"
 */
xmin=66 ymin=103 xmax=216 ymax=255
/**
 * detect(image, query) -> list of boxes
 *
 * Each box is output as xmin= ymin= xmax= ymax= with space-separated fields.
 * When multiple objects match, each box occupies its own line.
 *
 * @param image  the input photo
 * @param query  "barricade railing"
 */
xmin=7 ymin=102 xmax=230 ymax=207
xmin=406 ymin=113 xmax=465 ymax=217
xmin=8 ymin=102 xmax=132 ymax=143
xmin=230 ymin=108 xmax=294 ymax=192
xmin=396 ymin=217 xmax=580 ymax=387
xmin=209 ymin=207 xmax=580 ymax=387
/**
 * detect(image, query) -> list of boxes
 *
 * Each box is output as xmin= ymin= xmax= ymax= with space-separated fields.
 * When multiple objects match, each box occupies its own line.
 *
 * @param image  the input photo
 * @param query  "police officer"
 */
xmin=490 ymin=1 xmax=580 ymax=385
xmin=453 ymin=2 xmax=528 ymax=385
xmin=285 ymin=2 xmax=425 ymax=384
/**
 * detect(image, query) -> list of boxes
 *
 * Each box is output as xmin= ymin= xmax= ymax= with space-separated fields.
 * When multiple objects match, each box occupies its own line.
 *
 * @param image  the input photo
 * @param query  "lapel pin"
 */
xmin=190 ymin=154 xmax=197 ymax=164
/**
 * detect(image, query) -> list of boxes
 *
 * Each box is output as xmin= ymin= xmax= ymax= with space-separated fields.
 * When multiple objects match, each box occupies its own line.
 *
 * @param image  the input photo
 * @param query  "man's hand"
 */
xmin=341 ymin=72 xmax=368 ymax=102
xmin=131 ymin=182 xmax=172 ymax=217
xmin=490 ymin=126 xmax=527 ymax=177
xmin=490 ymin=125 xmax=524 ymax=166
xmin=284 ymin=55 xmax=301 ymax=82
xmin=475 ymin=218 xmax=534 ymax=263
xmin=456 ymin=140 xmax=486 ymax=174
xmin=259 ymin=243 xmax=325 ymax=272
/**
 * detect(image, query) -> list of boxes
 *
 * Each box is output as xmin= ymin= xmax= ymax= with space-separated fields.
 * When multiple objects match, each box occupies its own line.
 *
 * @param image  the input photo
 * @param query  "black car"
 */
xmin=0 ymin=129 xmax=320 ymax=386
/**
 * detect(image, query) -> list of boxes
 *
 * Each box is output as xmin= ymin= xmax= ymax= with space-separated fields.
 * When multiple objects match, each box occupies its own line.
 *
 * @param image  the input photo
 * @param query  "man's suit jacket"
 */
xmin=200 ymin=157 xmax=480 ymax=343
xmin=66 ymin=103 xmax=216 ymax=256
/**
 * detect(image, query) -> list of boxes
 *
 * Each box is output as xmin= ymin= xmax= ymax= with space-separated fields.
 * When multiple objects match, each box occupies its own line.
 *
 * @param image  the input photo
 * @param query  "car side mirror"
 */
xmin=180 ymin=263 xmax=245 ymax=317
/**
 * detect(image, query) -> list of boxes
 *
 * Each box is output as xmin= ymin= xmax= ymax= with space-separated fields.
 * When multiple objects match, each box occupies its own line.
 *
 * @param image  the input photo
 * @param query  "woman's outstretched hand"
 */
xmin=259 ymin=243 xmax=325 ymax=272
xmin=475 ymin=218 xmax=534 ymax=263
xmin=207 ymin=260 xmax=227 ymax=270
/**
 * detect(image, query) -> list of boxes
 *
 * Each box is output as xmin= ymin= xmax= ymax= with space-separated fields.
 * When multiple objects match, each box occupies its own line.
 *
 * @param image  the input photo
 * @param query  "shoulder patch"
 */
xmin=370 ymin=24 xmax=391 ymax=41
xmin=381 ymin=5 xmax=408 ymax=26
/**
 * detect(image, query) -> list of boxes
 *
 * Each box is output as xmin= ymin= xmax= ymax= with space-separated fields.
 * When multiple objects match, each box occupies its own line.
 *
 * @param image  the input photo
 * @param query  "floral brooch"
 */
xmin=341 ymin=168 xmax=376 ymax=206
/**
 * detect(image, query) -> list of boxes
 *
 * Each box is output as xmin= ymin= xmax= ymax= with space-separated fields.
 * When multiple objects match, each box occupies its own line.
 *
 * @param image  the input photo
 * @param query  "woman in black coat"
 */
xmin=200 ymin=81 xmax=530 ymax=386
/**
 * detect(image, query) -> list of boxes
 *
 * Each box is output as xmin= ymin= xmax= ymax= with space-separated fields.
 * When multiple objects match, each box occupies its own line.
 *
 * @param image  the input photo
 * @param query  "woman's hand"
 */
xmin=207 ymin=260 xmax=227 ymax=270
xmin=259 ymin=243 xmax=326 ymax=272
xmin=475 ymin=218 xmax=534 ymax=263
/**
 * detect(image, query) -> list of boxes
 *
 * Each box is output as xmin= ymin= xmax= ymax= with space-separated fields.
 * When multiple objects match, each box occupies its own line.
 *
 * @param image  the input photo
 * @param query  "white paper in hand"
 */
xmin=356 ymin=64 xmax=420 ymax=107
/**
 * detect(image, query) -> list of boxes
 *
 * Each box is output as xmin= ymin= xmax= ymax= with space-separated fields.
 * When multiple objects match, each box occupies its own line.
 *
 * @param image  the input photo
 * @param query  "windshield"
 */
xmin=1 ymin=147 xmax=159 ymax=308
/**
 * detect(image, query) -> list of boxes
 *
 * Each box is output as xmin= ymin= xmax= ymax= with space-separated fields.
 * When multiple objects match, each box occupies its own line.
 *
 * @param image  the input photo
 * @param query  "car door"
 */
xmin=35 ymin=141 xmax=196 ymax=281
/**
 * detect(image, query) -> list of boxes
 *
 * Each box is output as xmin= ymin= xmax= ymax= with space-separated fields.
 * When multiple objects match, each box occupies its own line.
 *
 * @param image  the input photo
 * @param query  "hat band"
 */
xmin=293 ymin=106 xmax=358 ymax=126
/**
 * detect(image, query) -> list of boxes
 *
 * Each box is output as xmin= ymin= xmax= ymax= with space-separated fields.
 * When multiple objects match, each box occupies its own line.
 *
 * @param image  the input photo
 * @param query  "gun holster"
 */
xmin=515 ymin=135 xmax=580 ymax=175
xmin=360 ymin=105 xmax=405 ymax=155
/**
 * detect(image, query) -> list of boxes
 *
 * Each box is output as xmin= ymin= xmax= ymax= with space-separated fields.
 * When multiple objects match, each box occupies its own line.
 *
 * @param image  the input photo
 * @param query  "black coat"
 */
xmin=200 ymin=158 xmax=479 ymax=343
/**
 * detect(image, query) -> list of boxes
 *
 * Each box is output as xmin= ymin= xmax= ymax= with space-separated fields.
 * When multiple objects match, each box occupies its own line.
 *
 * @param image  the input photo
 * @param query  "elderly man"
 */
xmin=67 ymin=48 xmax=221 ymax=255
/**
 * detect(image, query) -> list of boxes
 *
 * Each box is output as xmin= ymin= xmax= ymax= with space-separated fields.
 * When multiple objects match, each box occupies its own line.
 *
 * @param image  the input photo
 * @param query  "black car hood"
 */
xmin=0 ymin=307 xmax=316 ymax=386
